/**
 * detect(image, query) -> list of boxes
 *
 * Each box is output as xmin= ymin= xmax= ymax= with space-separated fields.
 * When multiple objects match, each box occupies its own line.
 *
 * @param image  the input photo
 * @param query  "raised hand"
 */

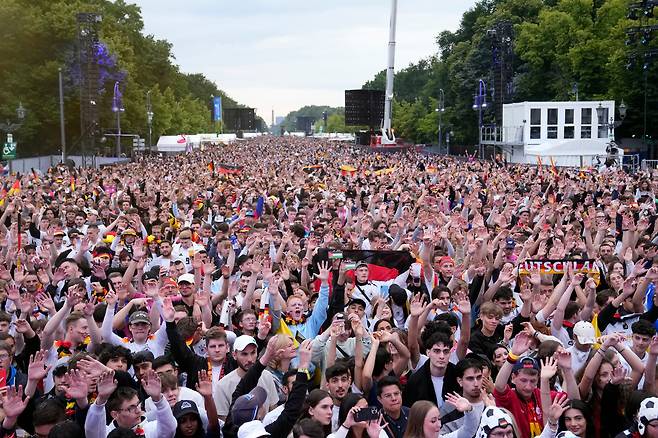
xmin=76 ymin=357 xmax=111 ymax=381
xmin=540 ymin=356 xmax=558 ymax=381
xmin=650 ymin=335 xmax=658 ymax=356
xmin=456 ymin=293 xmax=471 ymax=315
xmin=316 ymin=261 xmax=330 ymax=283
xmin=196 ymin=370 xmax=212 ymax=397
xmin=547 ymin=393 xmax=570 ymax=424
xmin=96 ymin=370 xmax=117 ymax=402
xmin=28 ymin=350 xmax=52 ymax=382
xmin=366 ymin=414 xmax=388 ymax=438
xmin=141 ymin=369 xmax=163 ymax=401
xmin=409 ymin=293 xmax=426 ymax=317
xmin=64 ymin=369 xmax=90 ymax=401
xmin=6 ymin=283 xmax=20 ymax=303
xmin=162 ymin=296 xmax=175 ymax=322
xmin=511 ymin=331 xmax=533 ymax=356
xmin=0 ymin=385 xmax=30 ymax=420
xmin=298 ymin=339 xmax=313 ymax=369
xmin=35 ymin=292 xmax=56 ymax=315
xmin=445 ymin=392 xmax=473 ymax=412
xmin=610 ymin=366 xmax=629 ymax=385
xmin=554 ymin=349 xmax=572 ymax=371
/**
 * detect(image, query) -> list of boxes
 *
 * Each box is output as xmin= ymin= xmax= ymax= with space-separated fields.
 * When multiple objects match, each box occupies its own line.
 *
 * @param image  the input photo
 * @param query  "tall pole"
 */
xmin=58 ymin=68 xmax=67 ymax=161
xmin=382 ymin=0 xmax=397 ymax=143
xmin=146 ymin=90 xmax=152 ymax=154
xmin=642 ymin=69 xmax=644 ymax=159
xmin=438 ymin=88 xmax=445 ymax=153
xmin=116 ymin=109 xmax=121 ymax=157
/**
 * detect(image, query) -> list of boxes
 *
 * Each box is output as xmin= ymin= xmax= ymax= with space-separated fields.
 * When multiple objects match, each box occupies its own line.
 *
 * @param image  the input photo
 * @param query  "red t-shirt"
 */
xmin=494 ymin=385 xmax=560 ymax=438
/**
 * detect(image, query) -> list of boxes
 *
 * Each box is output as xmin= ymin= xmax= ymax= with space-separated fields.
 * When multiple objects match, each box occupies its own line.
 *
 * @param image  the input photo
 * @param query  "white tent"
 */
xmin=523 ymin=139 xmax=607 ymax=167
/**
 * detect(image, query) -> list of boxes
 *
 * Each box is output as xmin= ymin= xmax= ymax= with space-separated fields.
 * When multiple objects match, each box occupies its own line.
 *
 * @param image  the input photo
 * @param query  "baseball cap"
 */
xmin=355 ymin=261 xmax=368 ymax=269
xmin=238 ymin=421 xmax=270 ymax=438
xmin=232 ymin=387 xmax=268 ymax=426
xmin=573 ymin=321 xmax=596 ymax=345
xmin=172 ymin=400 xmax=200 ymax=421
xmin=142 ymin=269 xmax=159 ymax=282
xmin=438 ymin=256 xmax=454 ymax=266
xmin=122 ymin=228 xmax=137 ymax=236
xmin=512 ymin=356 xmax=539 ymax=373
xmin=129 ymin=311 xmax=151 ymax=325
xmin=505 ymin=238 xmax=516 ymax=249
xmin=233 ymin=335 xmax=257 ymax=352
xmin=177 ymin=273 xmax=195 ymax=284
xmin=346 ymin=298 xmax=367 ymax=309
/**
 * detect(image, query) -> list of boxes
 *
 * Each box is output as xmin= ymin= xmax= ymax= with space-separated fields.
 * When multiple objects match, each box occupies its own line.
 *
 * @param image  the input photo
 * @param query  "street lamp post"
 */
xmin=112 ymin=82 xmax=124 ymax=157
xmin=146 ymin=90 xmax=153 ymax=154
xmin=596 ymin=101 xmax=627 ymax=140
xmin=473 ymin=79 xmax=488 ymax=159
xmin=435 ymin=89 xmax=445 ymax=154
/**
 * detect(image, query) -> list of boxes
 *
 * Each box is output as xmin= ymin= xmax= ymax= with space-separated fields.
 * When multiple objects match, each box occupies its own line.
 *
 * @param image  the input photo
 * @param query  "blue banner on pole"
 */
xmin=213 ymin=97 xmax=222 ymax=121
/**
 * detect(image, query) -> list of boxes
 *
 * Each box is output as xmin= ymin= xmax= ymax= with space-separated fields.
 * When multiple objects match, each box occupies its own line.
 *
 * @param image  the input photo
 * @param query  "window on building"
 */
xmin=530 ymin=108 xmax=541 ymax=139
xmin=597 ymin=107 xmax=609 ymax=139
xmin=531 ymin=109 xmax=541 ymax=125
xmin=581 ymin=108 xmax=592 ymax=139
xmin=547 ymin=109 xmax=558 ymax=125
xmin=531 ymin=127 xmax=541 ymax=139
xmin=547 ymin=108 xmax=558 ymax=139
xmin=565 ymin=109 xmax=574 ymax=124
xmin=563 ymin=109 xmax=574 ymax=138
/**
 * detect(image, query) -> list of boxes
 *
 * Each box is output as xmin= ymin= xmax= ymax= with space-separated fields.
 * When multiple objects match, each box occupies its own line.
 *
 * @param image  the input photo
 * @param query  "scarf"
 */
xmin=55 ymin=337 xmax=90 ymax=359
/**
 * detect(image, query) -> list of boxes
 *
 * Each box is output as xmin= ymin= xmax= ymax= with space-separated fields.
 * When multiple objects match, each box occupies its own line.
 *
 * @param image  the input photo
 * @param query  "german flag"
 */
xmin=317 ymin=249 xmax=415 ymax=282
xmin=427 ymin=165 xmax=438 ymax=174
xmin=0 ymin=182 xmax=8 ymax=207
xmin=340 ymin=165 xmax=357 ymax=177
xmin=7 ymin=178 xmax=20 ymax=197
xmin=218 ymin=164 xmax=243 ymax=175
xmin=207 ymin=161 xmax=215 ymax=172
xmin=70 ymin=176 xmax=76 ymax=192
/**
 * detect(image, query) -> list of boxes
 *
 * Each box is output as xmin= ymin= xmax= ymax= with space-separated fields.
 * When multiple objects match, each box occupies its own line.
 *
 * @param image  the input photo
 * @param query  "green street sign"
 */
xmin=2 ymin=142 xmax=16 ymax=160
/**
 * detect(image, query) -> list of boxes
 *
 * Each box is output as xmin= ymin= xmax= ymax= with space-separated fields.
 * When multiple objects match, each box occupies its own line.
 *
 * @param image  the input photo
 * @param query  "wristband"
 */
xmin=298 ymin=368 xmax=311 ymax=380
xmin=507 ymin=352 xmax=520 ymax=364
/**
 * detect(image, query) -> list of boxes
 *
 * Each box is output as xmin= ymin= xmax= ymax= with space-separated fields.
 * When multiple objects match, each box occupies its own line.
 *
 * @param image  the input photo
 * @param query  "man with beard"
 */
xmin=282 ymin=261 xmax=331 ymax=341
xmin=439 ymin=356 xmax=485 ymax=434
xmin=213 ymin=335 xmax=278 ymax=421
xmin=147 ymin=240 xmax=175 ymax=270
xmin=325 ymin=363 xmax=352 ymax=432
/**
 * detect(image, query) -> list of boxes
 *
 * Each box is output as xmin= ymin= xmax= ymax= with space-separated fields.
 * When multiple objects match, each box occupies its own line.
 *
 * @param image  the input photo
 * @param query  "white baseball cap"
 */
xmin=177 ymin=273 xmax=195 ymax=284
xmin=233 ymin=335 xmax=257 ymax=352
xmin=573 ymin=321 xmax=596 ymax=345
xmin=237 ymin=421 xmax=270 ymax=438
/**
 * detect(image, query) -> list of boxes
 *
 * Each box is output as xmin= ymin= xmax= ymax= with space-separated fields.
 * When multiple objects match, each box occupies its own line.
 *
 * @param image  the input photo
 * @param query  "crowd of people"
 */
xmin=0 ymin=136 xmax=656 ymax=438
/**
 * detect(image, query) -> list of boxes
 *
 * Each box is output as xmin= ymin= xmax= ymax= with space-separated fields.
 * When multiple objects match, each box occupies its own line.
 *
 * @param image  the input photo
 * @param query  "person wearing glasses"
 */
xmin=85 ymin=369 xmax=177 ymax=438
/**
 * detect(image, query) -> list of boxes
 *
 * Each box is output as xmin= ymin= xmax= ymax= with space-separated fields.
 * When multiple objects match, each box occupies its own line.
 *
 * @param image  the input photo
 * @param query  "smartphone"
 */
xmin=354 ymin=407 xmax=380 ymax=423
xmin=335 ymin=313 xmax=345 ymax=321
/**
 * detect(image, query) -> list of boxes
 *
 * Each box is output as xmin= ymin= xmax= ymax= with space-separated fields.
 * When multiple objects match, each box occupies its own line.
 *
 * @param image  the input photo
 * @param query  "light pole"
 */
xmin=435 ymin=89 xmax=445 ymax=153
xmin=59 ymin=68 xmax=67 ymax=161
xmin=146 ymin=90 xmax=153 ymax=154
xmin=596 ymin=101 xmax=627 ymax=140
xmin=473 ymin=79 xmax=488 ymax=159
xmin=112 ymin=82 xmax=124 ymax=157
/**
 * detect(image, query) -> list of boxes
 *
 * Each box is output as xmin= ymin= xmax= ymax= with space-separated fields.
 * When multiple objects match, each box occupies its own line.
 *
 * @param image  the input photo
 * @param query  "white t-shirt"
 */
xmin=431 ymin=375 xmax=445 ymax=408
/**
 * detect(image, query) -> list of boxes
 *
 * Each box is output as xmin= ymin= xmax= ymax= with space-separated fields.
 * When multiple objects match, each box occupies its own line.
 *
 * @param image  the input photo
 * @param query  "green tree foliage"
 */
xmin=361 ymin=0 xmax=657 ymax=145
xmin=280 ymin=106 xmax=345 ymax=133
xmin=0 ymin=0 xmax=249 ymax=157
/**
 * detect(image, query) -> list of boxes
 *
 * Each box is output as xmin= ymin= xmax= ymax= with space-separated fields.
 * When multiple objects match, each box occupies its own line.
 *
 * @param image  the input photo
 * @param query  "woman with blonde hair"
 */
xmin=265 ymin=334 xmax=298 ymax=403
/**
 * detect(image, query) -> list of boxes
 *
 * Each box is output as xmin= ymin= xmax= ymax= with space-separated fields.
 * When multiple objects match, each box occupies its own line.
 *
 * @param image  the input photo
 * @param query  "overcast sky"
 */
xmin=137 ymin=1 xmax=478 ymax=122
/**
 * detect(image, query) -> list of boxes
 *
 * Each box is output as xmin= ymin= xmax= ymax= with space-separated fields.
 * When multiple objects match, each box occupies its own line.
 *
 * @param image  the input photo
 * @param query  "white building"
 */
xmin=483 ymin=100 xmax=616 ymax=167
